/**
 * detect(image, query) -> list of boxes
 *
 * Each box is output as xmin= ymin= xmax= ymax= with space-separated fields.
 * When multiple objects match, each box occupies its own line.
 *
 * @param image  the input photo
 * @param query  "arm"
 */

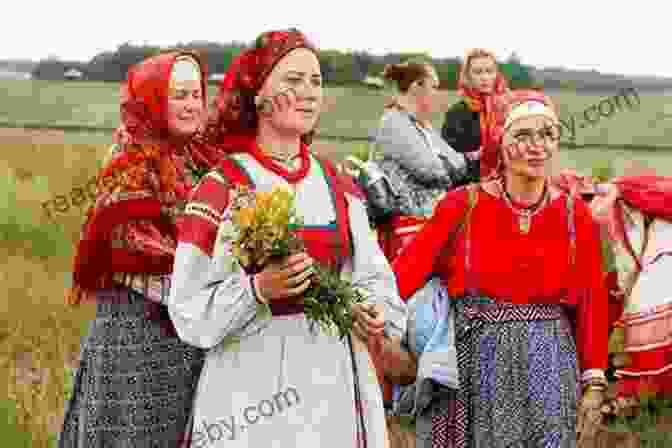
xmin=346 ymin=193 xmax=415 ymax=384
xmin=167 ymin=173 xmax=267 ymax=349
xmin=392 ymin=189 xmax=470 ymax=300
xmin=347 ymin=192 xmax=407 ymax=340
xmin=376 ymin=112 xmax=451 ymax=187
xmin=574 ymin=203 xmax=609 ymax=387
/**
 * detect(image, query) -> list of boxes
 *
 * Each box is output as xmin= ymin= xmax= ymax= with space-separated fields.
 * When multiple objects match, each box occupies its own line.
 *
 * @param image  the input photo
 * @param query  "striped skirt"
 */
xmin=58 ymin=287 xmax=205 ymax=447
xmin=416 ymin=298 xmax=579 ymax=448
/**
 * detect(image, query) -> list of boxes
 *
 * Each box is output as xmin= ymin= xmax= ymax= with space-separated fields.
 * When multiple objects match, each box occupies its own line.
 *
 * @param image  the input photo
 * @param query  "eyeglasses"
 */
xmin=510 ymin=125 xmax=560 ymax=148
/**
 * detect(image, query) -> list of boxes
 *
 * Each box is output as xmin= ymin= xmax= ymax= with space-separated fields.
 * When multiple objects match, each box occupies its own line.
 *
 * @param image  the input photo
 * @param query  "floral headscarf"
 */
xmin=205 ymin=28 xmax=318 ymax=146
xmin=68 ymin=51 xmax=219 ymax=311
xmin=457 ymin=49 xmax=511 ymax=178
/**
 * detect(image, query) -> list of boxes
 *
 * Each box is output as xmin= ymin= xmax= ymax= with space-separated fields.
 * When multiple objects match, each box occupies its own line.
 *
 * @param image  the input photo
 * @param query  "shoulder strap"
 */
xmin=312 ymin=154 xmax=356 ymax=265
xmin=215 ymin=156 xmax=254 ymax=188
xmin=566 ymin=193 xmax=576 ymax=271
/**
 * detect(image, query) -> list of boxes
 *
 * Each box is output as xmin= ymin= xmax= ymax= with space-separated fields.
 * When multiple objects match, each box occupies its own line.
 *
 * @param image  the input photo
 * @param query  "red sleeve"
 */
xmin=574 ymin=201 xmax=609 ymax=371
xmin=177 ymin=173 xmax=231 ymax=256
xmin=392 ymin=188 xmax=469 ymax=300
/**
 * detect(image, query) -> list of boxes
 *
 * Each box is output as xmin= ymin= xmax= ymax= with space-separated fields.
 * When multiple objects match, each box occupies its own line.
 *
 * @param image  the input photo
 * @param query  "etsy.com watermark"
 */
xmin=191 ymin=386 xmax=301 ymax=447
xmin=558 ymin=87 xmax=641 ymax=142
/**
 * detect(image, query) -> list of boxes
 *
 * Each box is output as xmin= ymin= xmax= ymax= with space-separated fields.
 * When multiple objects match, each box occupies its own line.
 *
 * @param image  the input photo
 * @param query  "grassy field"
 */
xmin=0 ymin=79 xmax=671 ymax=446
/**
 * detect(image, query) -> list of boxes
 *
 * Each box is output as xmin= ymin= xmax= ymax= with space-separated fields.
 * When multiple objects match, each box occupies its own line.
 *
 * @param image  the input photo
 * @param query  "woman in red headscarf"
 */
xmin=589 ymin=176 xmax=672 ymax=400
xmin=166 ymin=29 xmax=406 ymax=447
xmin=59 ymin=51 xmax=224 ymax=447
xmin=441 ymin=49 xmax=511 ymax=181
xmin=390 ymin=90 xmax=609 ymax=446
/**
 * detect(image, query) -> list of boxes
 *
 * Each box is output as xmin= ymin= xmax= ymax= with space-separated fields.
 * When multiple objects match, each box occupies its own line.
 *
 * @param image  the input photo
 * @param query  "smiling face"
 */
xmin=501 ymin=115 xmax=560 ymax=180
xmin=257 ymin=48 xmax=323 ymax=137
xmin=165 ymin=58 xmax=204 ymax=137
xmin=468 ymin=56 xmax=498 ymax=94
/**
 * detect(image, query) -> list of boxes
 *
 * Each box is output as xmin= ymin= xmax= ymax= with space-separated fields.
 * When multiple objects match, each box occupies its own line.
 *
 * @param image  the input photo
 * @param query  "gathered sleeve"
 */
xmin=167 ymin=171 xmax=266 ymax=349
xmin=346 ymin=193 xmax=407 ymax=340
xmin=573 ymin=200 xmax=609 ymax=376
xmin=376 ymin=112 xmax=452 ymax=188
xmin=392 ymin=188 xmax=470 ymax=300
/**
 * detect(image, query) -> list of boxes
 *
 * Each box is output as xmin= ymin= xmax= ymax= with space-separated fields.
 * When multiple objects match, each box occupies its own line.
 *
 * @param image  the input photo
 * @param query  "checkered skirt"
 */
xmin=58 ymin=287 xmax=205 ymax=447
xmin=416 ymin=297 xmax=580 ymax=448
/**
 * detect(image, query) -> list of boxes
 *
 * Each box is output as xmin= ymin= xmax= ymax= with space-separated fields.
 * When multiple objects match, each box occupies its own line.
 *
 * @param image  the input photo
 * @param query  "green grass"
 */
xmin=0 ymin=165 xmax=71 ymax=259
xmin=1 ymin=79 xmax=671 ymax=149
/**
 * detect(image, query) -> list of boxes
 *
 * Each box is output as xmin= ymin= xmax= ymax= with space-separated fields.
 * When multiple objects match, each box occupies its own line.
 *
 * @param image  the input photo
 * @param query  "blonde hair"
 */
xmin=461 ymin=48 xmax=498 ymax=88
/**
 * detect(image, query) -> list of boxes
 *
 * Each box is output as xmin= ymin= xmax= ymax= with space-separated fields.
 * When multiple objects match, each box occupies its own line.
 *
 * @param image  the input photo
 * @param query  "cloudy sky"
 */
xmin=2 ymin=1 xmax=667 ymax=77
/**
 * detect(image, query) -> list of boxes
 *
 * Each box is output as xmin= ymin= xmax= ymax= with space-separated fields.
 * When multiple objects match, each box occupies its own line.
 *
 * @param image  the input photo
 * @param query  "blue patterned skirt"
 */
xmin=417 ymin=297 xmax=580 ymax=448
xmin=58 ymin=287 xmax=205 ymax=447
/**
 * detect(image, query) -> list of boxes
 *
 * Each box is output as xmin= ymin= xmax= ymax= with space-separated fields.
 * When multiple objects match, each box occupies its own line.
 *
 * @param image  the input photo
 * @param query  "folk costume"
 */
xmin=167 ymin=30 xmax=406 ymax=448
xmin=392 ymin=93 xmax=609 ymax=447
xmin=590 ymin=176 xmax=672 ymax=398
xmin=59 ymin=52 xmax=222 ymax=447
xmin=440 ymin=50 xmax=510 ymax=180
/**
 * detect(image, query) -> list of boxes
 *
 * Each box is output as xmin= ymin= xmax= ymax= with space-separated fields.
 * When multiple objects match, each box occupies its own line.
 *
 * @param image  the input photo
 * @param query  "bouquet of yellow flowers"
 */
xmin=218 ymin=184 xmax=367 ymax=340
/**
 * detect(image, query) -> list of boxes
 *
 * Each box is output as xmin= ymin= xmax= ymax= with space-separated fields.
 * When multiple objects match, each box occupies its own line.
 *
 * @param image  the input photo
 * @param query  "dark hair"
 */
xmin=382 ymin=58 xmax=434 ymax=93
xmin=210 ymin=29 xmax=317 ymax=145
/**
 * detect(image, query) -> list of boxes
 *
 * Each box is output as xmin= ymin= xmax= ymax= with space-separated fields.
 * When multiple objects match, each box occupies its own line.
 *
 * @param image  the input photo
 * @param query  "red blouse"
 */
xmin=391 ymin=186 xmax=609 ymax=371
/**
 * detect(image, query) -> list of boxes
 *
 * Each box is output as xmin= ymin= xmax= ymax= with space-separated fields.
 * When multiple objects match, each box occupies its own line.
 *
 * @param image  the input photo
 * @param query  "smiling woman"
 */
xmin=167 ymin=28 xmax=406 ymax=448
xmin=57 ymin=50 xmax=227 ymax=448
xmin=391 ymin=90 xmax=610 ymax=446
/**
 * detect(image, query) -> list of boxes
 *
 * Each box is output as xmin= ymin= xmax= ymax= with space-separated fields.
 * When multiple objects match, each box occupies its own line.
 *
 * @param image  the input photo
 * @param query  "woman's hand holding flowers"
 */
xmin=254 ymin=252 xmax=314 ymax=301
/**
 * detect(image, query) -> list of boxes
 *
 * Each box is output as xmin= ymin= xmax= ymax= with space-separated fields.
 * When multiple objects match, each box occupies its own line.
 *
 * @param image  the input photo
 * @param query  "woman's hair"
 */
xmin=209 ymin=29 xmax=318 ymax=145
xmin=382 ymin=58 xmax=435 ymax=93
xmin=461 ymin=48 xmax=498 ymax=88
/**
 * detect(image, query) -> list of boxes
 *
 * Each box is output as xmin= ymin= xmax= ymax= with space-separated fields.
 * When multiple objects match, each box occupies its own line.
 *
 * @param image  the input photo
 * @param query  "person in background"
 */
xmin=361 ymin=59 xmax=473 ymax=430
xmin=391 ymin=90 xmax=609 ymax=447
xmin=589 ymin=176 xmax=672 ymax=401
xmin=441 ymin=48 xmax=511 ymax=180
xmin=373 ymin=58 xmax=473 ymax=261
xmin=59 ymin=51 xmax=223 ymax=447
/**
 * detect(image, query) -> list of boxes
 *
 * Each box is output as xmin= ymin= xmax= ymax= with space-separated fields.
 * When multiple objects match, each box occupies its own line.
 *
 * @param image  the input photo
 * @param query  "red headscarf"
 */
xmin=591 ymin=175 xmax=672 ymax=271
xmin=457 ymin=49 xmax=510 ymax=178
xmin=68 ymin=51 xmax=218 ymax=309
xmin=483 ymin=89 xmax=558 ymax=180
xmin=205 ymin=28 xmax=318 ymax=147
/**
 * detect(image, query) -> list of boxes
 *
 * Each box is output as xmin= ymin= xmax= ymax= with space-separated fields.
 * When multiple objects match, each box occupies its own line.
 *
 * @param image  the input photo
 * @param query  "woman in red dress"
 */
xmin=391 ymin=90 xmax=609 ymax=447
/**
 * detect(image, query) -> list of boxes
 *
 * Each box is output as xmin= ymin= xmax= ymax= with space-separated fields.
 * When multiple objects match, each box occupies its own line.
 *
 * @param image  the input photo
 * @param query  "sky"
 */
xmin=2 ymin=1 xmax=668 ymax=77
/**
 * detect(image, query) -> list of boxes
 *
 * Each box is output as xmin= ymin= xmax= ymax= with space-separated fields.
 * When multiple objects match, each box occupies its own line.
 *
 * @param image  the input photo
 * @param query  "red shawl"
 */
xmin=67 ymin=51 xmax=222 ymax=308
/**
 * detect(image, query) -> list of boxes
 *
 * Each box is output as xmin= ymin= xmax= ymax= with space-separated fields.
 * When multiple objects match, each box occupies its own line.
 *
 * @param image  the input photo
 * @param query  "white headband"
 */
xmin=170 ymin=57 xmax=201 ymax=87
xmin=504 ymin=100 xmax=558 ymax=130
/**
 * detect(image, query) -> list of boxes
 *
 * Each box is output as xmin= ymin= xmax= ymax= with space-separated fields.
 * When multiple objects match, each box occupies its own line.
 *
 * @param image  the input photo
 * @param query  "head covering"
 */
xmin=457 ymin=49 xmax=510 ymax=178
xmin=483 ymin=89 xmax=557 ymax=180
xmin=206 ymin=28 xmax=318 ymax=146
xmin=68 ymin=51 xmax=221 ymax=319
xmin=169 ymin=55 xmax=202 ymax=91
xmin=590 ymin=175 xmax=672 ymax=271
xmin=504 ymin=100 xmax=558 ymax=130
xmin=116 ymin=51 xmax=207 ymax=146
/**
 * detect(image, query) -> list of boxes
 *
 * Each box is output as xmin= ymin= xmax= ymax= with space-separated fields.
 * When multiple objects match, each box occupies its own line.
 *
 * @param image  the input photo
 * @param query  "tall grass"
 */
xmin=0 ymin=146 xmax=97 ymax=447
xmin=0 ymin=165 xmax=71 ymax=259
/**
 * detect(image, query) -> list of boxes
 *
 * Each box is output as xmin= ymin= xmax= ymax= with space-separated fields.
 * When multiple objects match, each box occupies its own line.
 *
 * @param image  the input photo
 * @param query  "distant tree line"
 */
xmin=31 ymin=41 xmax=536 ymax=89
